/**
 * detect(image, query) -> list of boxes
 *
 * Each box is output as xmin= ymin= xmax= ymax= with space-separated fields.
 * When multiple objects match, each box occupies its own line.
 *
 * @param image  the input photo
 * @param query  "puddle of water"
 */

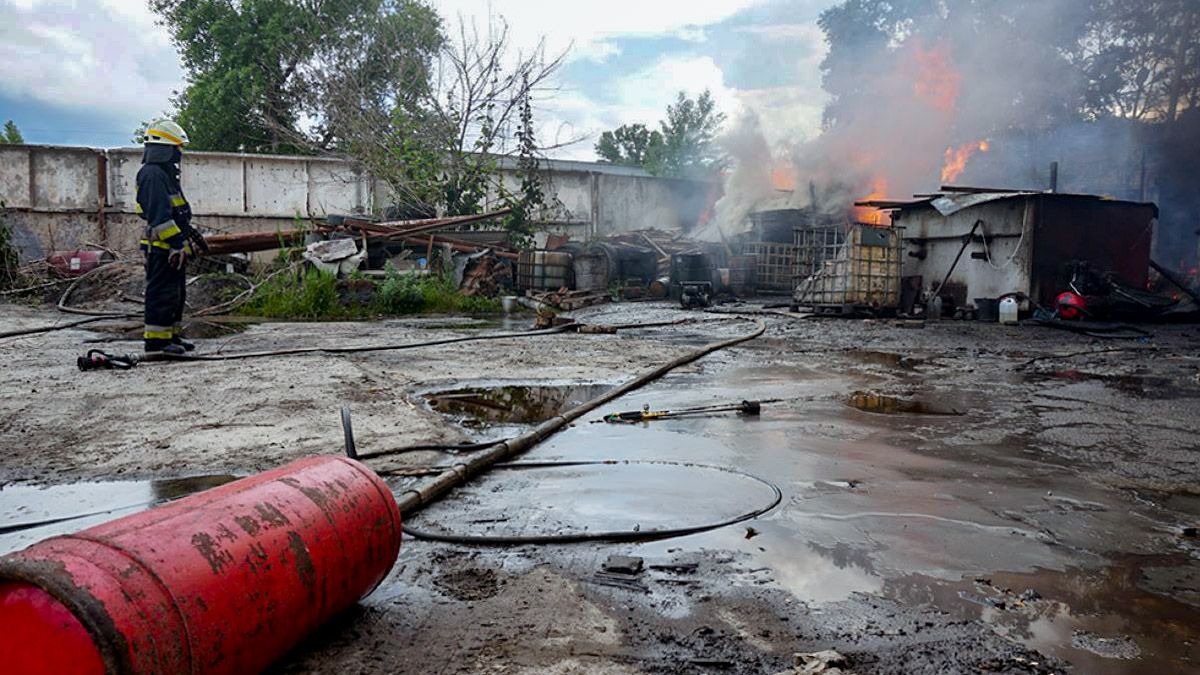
xmin=847 ymin=390 xmax=964 ymax=415
xmin=410 ymin=462 xmax=778 ymax=539
xmin=0 ymin=474 xmax=237 ymax=555
xmin=426 ymin=384 xmax=611 ymax=428
xmin=884 ymin=556 xmax=1200 ymax=675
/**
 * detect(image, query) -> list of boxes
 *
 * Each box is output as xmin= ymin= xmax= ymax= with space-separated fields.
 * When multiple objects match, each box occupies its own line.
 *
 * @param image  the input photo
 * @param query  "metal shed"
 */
xmin=876 ymin=191 xmax=1157 ymax=308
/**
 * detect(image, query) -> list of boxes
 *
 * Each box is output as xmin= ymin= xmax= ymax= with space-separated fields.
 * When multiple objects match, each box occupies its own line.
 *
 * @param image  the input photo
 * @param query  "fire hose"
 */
xmin=338 ymin=318 xmax=779 ymax=544
xmin=398 ymin=460 xmax=782 ymax=545
xmin=388 ymin=318 xmax=767 ymax=515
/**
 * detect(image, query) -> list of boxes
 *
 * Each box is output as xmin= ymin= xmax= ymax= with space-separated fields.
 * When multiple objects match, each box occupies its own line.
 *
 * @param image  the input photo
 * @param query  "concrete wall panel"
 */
xmin=184 ymin=156 xmax=245 ymax=215
xmin=308 ymin=162 xmax=368 ymax=216
xmin=1 ymin=144 xmax=715 ymax=260
xmin=0 ymin=146 xmax=32 ymax=209
xmin=31 ymin=147 xmax=98 ymax=210
xmin=245 ymin=158 xmax=309 ymax=217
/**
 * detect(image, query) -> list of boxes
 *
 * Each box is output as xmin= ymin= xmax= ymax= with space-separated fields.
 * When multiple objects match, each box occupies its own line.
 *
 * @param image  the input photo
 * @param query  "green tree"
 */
xmin=1 ymin=120 xmax=23 ymax=144
xmin=343 ymin=15 xmax=566 ymax=219
xmin=503 ymin=74 xmax=546 ymax=249
xmin=149 ymin=0 xmax=443 ymax=153
xmin=596 ymin=91 xmax=726 ymax=178
xmin=595 ymin=123 xmax=661 ymax=166
xmin=644 ymin=90 xmax=727 ymax=178
xmin=1077 ymin=0 xmax=1200 ymax=123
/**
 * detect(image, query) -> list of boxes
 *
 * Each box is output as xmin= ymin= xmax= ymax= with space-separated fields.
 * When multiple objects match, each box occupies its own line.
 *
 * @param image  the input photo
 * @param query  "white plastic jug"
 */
xmin=999 ymin=296 xmax=1019 ymax=325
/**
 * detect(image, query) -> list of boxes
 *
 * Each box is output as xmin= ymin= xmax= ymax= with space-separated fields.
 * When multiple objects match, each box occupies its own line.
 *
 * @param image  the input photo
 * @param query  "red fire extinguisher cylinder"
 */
xmin=0 ymin=455 xmax=402 ymax=674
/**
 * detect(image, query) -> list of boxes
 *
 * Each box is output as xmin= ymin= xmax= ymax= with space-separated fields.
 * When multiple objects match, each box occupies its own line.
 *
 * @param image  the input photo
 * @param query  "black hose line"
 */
xmin=389 ymin=318 xmax=768 ymax=514
xmin=146 ymin=323 xmax=579 ymax=362
xmin=400 ymin=460 xmax=783 ymax=545
xmin=144 ymin=318 xmax=702 ymax=363
xmin=1027 ymin=316 xmax=1152 ymax=340
xmin=0 ymin=315 xmax=120 ymax=341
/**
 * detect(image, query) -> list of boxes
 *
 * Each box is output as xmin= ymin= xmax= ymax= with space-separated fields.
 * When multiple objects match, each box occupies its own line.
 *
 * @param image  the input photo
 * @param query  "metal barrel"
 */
xmin=0 ymin=455 xmax=401 ymax=674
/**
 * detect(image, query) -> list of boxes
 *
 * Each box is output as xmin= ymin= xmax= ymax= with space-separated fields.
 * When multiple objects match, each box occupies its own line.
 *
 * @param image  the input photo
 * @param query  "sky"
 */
xmin=0 ymin=0 xmax=835 ymax=160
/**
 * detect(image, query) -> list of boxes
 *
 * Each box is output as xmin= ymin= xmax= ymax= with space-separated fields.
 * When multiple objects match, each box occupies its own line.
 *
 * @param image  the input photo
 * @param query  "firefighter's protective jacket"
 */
xmin=136 ymin=160 xmax=191 ymax=252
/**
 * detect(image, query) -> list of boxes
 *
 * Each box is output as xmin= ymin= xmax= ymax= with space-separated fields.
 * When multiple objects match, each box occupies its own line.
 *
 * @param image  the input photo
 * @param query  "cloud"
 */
xmin=613 ymin=55 xmax=739 ymax=123
xmin=0 ymin=0 xmax=182 ymax=125
xmin=0 ymin=0 xmax=836 ymax=160
xmin=433 ymin=0 xmax=766 ymax=63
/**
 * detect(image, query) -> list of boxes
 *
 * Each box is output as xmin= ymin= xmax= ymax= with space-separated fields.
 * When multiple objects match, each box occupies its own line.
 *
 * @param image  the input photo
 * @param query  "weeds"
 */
xmin=242 ymin=265 xmax=502 ymax=319
xmin=243 ymin=267 xmax=345 ymax=319
xmin=374 ymin=266 xmax=502 ymax=314
xmin=0 ymin=219 xmax=22 ymax=290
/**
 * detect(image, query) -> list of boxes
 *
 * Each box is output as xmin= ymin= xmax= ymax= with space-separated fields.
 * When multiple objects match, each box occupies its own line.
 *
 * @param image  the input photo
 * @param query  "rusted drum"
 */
xmin=0 ymin=455 xmax=401 ymax=674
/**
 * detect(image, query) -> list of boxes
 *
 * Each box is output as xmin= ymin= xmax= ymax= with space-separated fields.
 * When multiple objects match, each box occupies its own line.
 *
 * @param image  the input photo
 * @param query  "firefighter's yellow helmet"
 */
xmin=143 ymin=119 xmax=189 ymax=146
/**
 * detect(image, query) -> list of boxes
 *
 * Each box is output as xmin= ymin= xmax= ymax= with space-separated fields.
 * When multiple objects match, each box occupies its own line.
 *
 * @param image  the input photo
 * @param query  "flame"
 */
xmin=851 ymin=177 xmax=891 ymax=226
xmin=940 ymin=140 xmax=990 ymax=184
xmin=910 ymin=43 xmax=962 ymax=113
xmin=771 ymin=164 xmax=797 ymax=192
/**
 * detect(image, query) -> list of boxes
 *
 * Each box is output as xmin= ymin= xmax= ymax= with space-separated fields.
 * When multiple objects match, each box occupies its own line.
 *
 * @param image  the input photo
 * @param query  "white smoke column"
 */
xmin=711 ymin=0 xmax=1100 ymax=231
xmin=698 ymin=112 xmax=783 ymax=241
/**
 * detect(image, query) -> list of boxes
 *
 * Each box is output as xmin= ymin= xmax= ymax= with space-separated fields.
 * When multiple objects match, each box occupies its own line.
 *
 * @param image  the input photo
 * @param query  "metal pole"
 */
xmin=1049 ymin=161 xmax=1059 ymax=193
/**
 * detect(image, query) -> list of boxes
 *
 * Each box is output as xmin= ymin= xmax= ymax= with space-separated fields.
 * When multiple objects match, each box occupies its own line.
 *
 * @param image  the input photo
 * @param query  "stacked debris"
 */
xmin=458 ymin=252 xmax=512 ymax=297
xmin=600 ymin=228 xmax=711 ymax=280
xmin=525 ymin=288 xmax=610 ymax=312
xmin=201 ymin=209 xmax=516 ymax=259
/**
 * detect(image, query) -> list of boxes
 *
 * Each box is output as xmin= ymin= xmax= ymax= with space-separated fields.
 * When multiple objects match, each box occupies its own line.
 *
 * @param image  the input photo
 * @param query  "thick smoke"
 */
xmin=708 ymin=0 xmax=1198 ymax=264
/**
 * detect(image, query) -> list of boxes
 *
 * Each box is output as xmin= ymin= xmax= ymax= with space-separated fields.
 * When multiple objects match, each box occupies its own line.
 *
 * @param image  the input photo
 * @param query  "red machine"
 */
xmin=0 ymin=455 xmax=401 ymax=674
xmin=1056 ymin=291 xmax=1088 ymax=320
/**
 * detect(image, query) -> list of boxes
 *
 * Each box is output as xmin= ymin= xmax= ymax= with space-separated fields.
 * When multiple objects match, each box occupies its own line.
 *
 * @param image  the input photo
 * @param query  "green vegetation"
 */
xmin=150 ymin=2 xmax=558 ymax=249
xmin=0 ymin=220 xmax=21 ymax=289
xmin=1 ymin=120 xmax=22 ymax=144
xmin=243 ymin=266 xmax=501 ymax=319
xmin=148 ymin=0 xmax=442 ymax=154
xmin=595 ymin=90 xmax=727 ymax=178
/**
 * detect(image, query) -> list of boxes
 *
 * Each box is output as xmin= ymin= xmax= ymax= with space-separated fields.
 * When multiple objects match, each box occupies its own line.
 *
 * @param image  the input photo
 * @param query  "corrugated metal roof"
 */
xmin=929 ymin=191 xmax=1041 ymax=216
xmin=859 ymin=190 xmax=1158 ymax=217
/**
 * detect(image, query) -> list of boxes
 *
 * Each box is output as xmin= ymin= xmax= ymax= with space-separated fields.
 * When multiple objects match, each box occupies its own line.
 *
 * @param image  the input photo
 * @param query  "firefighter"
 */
xmin=136 ymin=119 xmax=207 ymax=354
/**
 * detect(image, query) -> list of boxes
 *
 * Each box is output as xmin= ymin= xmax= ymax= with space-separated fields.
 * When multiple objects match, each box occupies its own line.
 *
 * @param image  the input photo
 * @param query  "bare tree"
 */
xmin=307 ymin=13 xmax=573 ymax=220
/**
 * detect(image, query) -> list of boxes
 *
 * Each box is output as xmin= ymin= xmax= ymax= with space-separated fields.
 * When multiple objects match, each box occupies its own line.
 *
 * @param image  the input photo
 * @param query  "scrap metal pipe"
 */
xmin=0 ymin=456 xmax=401 ymax=675
xmin=1150 ymin=259 xmax=1200 ymax=305
xmin=394 ymin=319 xmax=767 ymax=514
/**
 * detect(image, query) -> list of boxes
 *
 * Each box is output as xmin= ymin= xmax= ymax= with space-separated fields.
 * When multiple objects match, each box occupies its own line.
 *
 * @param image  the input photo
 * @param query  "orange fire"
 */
xmin=910 ymin=43 xmax=962 ymax=113
xmin=771 ymin=164 xmax=798 ymax=192
xmin=940 ymin=140 xmax=990 ymax=184
xmin=851 ymin=177 xmax=891 ymax=226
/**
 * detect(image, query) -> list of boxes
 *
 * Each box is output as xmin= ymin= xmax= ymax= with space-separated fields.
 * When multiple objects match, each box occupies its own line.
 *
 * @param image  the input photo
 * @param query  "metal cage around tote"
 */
xmin=792 ymin=224 xmax=902 ymax=309
xmin=741 ymin=242 xmax=799 ymax=293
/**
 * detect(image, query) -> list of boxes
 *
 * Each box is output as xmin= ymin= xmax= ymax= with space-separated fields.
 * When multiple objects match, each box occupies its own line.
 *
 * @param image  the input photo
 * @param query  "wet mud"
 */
xmin=3 ymin=301 xmax=1200 ymax=673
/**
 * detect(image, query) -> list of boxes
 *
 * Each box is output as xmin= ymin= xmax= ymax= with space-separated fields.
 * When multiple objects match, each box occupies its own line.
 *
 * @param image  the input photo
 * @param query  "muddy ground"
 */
xmin=1 ymin=300 xmax=1198 ymax=674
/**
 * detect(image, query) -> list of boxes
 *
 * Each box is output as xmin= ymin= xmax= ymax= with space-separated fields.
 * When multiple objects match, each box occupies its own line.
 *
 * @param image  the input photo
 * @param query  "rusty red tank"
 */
xmin=0 ymin=455 xmax=401 ymax=674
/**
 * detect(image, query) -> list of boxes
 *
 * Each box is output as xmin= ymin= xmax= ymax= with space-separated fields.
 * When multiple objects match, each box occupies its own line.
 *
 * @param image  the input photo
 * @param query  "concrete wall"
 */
xmin=0 ymin=145 xmax=712 ymax=261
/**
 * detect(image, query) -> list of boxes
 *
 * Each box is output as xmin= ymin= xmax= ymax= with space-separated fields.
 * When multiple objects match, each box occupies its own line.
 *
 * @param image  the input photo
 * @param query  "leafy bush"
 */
xmin=0 ymin=220 xmax=21 ymax=289
xmin=242 ymin=265 xmax=502 ymax=319
xmin=244 ymin=267 xmax=343 ymax=318
xmin=374 ymin=267 xmax=502 ymax=315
